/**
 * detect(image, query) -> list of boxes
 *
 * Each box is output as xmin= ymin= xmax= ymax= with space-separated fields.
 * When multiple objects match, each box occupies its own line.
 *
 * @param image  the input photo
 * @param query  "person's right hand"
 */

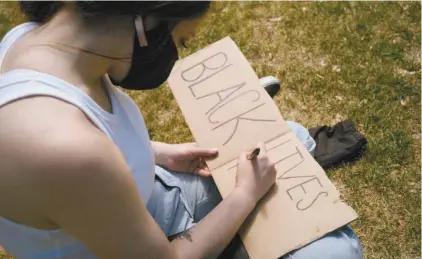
xmin=235 ymin=142 xmax=277 ymax=205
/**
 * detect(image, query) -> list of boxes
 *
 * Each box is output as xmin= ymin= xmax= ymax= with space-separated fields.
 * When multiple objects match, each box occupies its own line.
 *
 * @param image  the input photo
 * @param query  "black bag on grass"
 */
xmin=309 ymin=120 xmax=367 ymax=169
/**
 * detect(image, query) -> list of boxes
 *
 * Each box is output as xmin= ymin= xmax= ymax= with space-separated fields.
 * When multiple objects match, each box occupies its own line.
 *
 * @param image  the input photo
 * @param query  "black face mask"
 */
xmin=110 ymin=22 xmax=179 ymax=90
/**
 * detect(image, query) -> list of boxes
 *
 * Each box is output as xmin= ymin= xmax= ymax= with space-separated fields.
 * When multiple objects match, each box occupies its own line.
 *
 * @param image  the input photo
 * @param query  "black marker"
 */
xmin=247 ymin=147 xmax=260 ymax=160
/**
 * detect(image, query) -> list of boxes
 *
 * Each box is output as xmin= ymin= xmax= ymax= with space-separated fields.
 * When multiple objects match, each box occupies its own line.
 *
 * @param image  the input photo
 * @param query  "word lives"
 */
xmin=227 ymin=137 xmax=329 ymax=211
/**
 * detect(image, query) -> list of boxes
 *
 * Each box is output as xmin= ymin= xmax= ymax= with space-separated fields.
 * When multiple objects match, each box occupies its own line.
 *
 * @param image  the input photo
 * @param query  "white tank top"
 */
xmin=0 ymin=22 xmax=155 ymax=259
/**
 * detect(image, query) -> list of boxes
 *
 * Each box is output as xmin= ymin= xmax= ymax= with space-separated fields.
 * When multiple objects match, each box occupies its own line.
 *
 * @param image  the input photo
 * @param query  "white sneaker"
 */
xmin=259 ymin=76 xmax=280 ymax=98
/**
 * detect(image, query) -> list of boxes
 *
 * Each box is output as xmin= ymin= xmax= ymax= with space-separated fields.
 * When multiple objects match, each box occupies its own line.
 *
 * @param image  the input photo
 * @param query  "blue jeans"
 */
xmin=147 ymin=121 xmax=363 ymax=259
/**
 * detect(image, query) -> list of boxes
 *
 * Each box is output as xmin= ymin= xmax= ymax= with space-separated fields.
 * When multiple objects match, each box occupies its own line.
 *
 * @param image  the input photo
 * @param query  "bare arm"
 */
xmin=1 ymin=96 xmax=276 ymax=259
xmin=171 ymin=188 xmax=254 ymax=259
xmin=40 ymin=137 xmax=258 ymax=259
xmin=37 ymin=131 xmax=174 ymax=259
xmin=35 ymin=131 xmax=272 ymax=259
xmin=151 ymin=139 xmax=255 ymax=257
xmin=170 ymin=142 xmax=275 ymax=259
xmin=151 ymin=140 xmax=167 ymax=166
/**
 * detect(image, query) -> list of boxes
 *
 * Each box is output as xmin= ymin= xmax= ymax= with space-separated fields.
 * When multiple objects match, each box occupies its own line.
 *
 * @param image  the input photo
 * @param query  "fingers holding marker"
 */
xmin=246 ymin=142 xmax=267 ymax=161
xmin=247 ymin=147 xmax=260 ymax=160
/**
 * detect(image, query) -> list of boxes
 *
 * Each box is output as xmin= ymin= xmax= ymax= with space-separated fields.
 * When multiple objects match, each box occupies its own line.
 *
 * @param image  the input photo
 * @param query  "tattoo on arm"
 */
xmin=176 ymin=229 xmax=193 ymax=242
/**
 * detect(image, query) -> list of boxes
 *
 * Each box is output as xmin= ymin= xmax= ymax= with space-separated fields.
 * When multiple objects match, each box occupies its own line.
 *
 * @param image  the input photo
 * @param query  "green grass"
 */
xmin=0 ymin=2 xmax=420 ymax=259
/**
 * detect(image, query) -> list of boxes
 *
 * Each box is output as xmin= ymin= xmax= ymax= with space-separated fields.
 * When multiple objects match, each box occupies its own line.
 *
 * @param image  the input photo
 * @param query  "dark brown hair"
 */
xmin=19 ymin=1 xmax=211 ymax=24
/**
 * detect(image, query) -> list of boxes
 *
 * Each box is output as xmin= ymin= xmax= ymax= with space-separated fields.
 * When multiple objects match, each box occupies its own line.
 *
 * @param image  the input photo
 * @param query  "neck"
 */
xmin=31 ymin=7 xmax=134 ymax=88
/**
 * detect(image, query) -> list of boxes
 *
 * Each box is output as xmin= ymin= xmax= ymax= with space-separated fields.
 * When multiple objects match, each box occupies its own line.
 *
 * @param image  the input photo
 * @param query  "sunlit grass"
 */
xmin=0 ymin=2 xmax=420 ymax=259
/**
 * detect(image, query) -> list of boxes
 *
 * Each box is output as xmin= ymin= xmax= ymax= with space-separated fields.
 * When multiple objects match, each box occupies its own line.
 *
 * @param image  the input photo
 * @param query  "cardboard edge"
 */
xmin=167 ymin=36 xmax=360 ymax=259
xmin=170 ymin=36 xmax=234 ymax=75
xmin=239 ymin=203 xmax=358 ymax=259
xmin=283 ymin=212 xmax=358 ymax=255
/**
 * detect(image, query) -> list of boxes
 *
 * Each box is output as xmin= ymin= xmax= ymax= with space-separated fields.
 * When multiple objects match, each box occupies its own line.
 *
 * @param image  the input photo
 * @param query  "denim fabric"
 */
xmin=147 ymin=121 xmax=363 ymax=259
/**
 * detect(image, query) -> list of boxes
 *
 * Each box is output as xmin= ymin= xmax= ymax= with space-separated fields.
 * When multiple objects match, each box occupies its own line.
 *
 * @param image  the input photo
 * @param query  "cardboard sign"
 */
xmin=167 ymin=37 xmax=358 ymax=259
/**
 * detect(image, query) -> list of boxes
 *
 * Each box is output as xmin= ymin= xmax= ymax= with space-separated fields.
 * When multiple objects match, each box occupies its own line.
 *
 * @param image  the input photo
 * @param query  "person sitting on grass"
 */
xmin=0 ymin=1 xmax=363 ymax=259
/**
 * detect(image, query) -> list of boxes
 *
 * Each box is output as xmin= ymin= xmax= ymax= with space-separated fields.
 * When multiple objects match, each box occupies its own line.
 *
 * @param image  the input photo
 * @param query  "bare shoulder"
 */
xmin=0 ymin=96 xmax=128 ymax=225
xmin=0 ymin=95 xmax=122 ymax=170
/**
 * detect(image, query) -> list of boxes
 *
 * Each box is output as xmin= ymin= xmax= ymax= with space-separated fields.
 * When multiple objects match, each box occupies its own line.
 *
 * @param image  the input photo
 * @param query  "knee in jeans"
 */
xmin=283 ymin=227 xmax=363 ymax=259
xmin=286 ymin=121 xmax=316 ymax=156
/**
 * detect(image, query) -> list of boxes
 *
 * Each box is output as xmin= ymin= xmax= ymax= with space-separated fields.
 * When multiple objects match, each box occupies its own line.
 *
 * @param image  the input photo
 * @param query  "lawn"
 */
xmin=0 ymin=1 xmax=420 ymax=259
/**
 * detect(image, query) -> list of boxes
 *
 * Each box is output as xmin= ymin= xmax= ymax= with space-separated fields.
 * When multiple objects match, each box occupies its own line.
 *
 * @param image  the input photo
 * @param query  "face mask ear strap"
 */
xmin=135 ymin=16 xmax=148 ymax=47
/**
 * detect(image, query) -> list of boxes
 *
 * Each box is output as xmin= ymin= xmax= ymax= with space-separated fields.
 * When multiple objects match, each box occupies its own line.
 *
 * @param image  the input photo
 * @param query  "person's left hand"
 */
xmin=152 ymin=142 xmax=218 ymax=177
